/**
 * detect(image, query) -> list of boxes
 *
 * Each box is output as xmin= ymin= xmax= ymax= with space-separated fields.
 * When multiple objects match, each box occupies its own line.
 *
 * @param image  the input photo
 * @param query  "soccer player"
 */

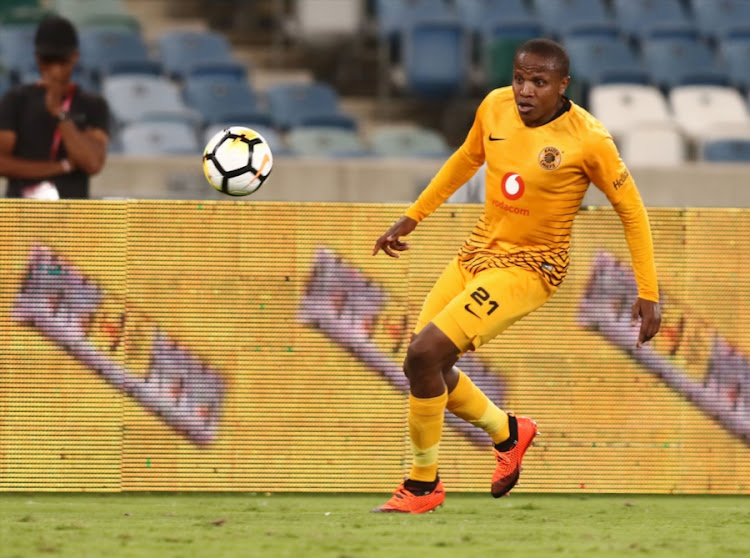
xmin=371 ymin=38 xmax=661 ymax=513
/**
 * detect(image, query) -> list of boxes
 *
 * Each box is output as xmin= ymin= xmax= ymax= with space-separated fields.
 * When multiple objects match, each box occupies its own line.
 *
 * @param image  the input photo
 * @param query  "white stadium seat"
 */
xmin=589 ymin=84 xmax=673 ymax=140
xmin=668 ymin=85 xmax=750 ymax=141
xmin=618 ymin=123 xmax=687 ymax=167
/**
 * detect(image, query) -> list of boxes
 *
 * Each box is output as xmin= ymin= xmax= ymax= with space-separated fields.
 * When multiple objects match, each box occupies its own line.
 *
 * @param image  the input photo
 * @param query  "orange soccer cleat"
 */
xmin=372 ymin=479 xmax=445 ymax=514
xmin=491 ymin=414 xmax=537 ymax=498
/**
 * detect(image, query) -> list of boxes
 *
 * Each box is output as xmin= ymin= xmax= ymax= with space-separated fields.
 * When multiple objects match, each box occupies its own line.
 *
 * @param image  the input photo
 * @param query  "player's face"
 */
xmin=512 ymin=52 xmax=570 ymax=128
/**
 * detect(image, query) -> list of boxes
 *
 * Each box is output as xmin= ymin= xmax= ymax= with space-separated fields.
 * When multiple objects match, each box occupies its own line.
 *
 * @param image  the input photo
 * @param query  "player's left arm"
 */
xmin=585 ymin=135 xmax=661 ymax=347
xmin=57 ymin=96 xmax=110 ymax=176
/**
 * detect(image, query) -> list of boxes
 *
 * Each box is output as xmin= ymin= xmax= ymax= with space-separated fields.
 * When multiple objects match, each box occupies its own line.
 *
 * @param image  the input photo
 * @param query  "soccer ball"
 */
xmin=202 ymin=126 xmax=274 ymax=196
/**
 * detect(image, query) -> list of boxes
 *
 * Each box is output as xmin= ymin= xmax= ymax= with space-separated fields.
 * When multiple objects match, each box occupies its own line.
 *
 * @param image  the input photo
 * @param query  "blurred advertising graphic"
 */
xmin=579 ymin=251 xmax=749 ymax=443
xmin=12 ymin=245 xmax=225 ymax=446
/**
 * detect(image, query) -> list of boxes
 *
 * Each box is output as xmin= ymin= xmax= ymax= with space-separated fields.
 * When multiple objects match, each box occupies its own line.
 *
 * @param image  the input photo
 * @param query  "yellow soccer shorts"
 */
xmin=415 ymin=257 xmax=558 ymax=353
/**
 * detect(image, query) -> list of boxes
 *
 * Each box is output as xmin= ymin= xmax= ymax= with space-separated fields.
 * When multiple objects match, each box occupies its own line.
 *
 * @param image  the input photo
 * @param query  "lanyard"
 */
xmin=50 ymin=84 xmax=76 ymax=160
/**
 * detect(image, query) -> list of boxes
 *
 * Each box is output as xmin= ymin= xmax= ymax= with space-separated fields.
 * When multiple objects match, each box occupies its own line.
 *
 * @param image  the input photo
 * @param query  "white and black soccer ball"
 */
xmin=202 ymin=126 xmax=274 ymax=196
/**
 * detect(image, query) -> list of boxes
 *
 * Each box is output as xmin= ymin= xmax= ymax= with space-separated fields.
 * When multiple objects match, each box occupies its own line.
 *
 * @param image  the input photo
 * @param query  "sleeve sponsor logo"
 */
xmin=612 ymin=169 xmax=629 ymax=190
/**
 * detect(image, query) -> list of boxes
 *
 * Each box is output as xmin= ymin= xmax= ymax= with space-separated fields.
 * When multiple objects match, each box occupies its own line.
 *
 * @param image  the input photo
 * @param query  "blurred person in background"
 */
xmin=0 ymin=15 xmax=109 ymax=199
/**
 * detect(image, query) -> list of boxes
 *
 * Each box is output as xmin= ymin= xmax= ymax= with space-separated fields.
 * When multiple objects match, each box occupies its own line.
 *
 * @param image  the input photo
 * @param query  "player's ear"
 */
xmin=559 ymin=75 xmax=570 ymax=95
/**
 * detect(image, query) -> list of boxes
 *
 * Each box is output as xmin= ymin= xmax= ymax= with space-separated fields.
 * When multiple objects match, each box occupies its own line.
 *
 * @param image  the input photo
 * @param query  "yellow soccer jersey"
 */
xmin=405 ymin=86 xmax=658 ymax=301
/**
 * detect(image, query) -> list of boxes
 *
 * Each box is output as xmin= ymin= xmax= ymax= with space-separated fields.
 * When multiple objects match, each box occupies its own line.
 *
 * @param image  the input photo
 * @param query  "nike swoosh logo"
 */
xmin=464 ymin=304 xmax=479 ymax=318
xmin=488 ymin=134 xmax=505 ymax=141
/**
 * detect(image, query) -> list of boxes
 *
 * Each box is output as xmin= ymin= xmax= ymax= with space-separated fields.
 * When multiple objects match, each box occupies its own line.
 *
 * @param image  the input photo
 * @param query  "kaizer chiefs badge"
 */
xmin=538 ymin=146 xmax=562 ymax=170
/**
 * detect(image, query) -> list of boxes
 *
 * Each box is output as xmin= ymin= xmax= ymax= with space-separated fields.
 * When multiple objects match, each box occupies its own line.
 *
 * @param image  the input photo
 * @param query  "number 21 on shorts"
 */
xmin=464 ymin=287 xmax=498 ymax=318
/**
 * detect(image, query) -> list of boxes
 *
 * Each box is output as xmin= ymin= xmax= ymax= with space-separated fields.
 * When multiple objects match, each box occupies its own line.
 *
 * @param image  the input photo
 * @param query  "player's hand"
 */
xmin=372 ymin=216 xmax=418 ymax=258
xmin=631 ymin=297 xmax=661 ymax=348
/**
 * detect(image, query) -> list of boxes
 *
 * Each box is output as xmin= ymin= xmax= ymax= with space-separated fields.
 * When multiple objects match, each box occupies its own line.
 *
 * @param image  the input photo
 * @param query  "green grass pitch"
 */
xmin=2 ymin=493 xmax=750 ymax=558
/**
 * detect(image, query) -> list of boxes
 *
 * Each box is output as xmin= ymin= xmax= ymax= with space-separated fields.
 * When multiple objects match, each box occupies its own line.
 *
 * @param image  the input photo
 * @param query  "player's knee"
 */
xmin=403 ymin=335 xmax=446 ymax=381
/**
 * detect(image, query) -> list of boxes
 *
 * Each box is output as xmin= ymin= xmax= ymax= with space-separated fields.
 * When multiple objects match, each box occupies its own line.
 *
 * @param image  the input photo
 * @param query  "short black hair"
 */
xmin=34 ymin=15 xmax=79 ymax=58
xmin=515 ymin=38 xmax=570 ymax=77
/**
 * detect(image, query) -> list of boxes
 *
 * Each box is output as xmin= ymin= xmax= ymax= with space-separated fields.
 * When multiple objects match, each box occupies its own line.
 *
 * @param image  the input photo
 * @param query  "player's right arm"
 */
xmin=0 ymin=90 xmax=73 ymax=179
xmin=373 ymin=94 xmax=490 ymax=258
xmin=405 ymin=96 xmax=488 ymax=223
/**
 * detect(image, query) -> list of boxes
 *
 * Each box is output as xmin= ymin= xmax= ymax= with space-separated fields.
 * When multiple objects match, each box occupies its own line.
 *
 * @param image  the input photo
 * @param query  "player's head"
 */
xmin=512 ymin=38 xmax=571 ymax=128
xmin=34 ymin=15 xmax=80 ymax=83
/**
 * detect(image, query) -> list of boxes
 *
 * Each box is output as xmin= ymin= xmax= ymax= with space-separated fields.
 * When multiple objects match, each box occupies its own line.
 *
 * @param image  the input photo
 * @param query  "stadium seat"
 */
xmin=640 ymin=37 xmax=728 ymax=89
xmin=203 ymin=123 xmax=286 ymax=156
xmin=456 ymin=0 xmax=541 ymax=86
xmin=531 ymin=0 xmax=619 ymax=39
xmin=266 ymin=82 xmax=357 ymax=131
xmin=612 ymin=0 xmax=695 ymax=41
xmin=55 ymin=0 xmax=128 ymax=17
xmin=483 ymin=31 xmax=542 ymax=88
xmin=288 ymin=0 xmax=365 ymax=43
xmin=699 ymin=122 xmax=750 ymax=142
xmin=78 ymin=28 xmax=151 ymax=79
xmin=692 ymin=0 xmax=750 ymax=40
xmin=183 ymin=75 xmax=271 ymax=126
xmin=157 ymin=30 xmax=245 ymax=80
xmin=120 ymin=120 xmax=201 ymax=156
xmin=564 ymin=36 xmax=650 ymax=87
xmin=287 ymin=127 xmax=371 ymax=157
xmin=55 ymin=0 xmax=140 ymax=31
xmin=618 ymin=123 xmax=687 ymax=167
xmin=588 ymin=84 xmax=673 ymax=139
xmin=0 ymin=25 xmax=36 ymax=82
xmin=457 ymin=0 xmax=536 ymax=36
xmin=702 ymin=138 xmax=750 ymax=162
xmin=102 ymin=75 xmax=198 ymax=125
xmin=375 ymin=0 xmax=458 ymax=40
xmin=369 ymin=124 xmax=451 ymax=157
xmin=668 ymin=85 xmax=750 ymax=141
xmin=720 ymin=37 xmax=750 ymax=91
xmin=402 ymin=21 xmax=472 ymax=98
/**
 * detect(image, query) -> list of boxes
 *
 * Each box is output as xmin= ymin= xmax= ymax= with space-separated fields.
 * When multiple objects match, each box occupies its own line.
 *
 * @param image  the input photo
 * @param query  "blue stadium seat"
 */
xmin=692 ymin=0 xmax=750 ymax=40
xmin=564 ymin=36 xmax=651 ymax=86
xmin=457 ymin=0 xmax=535 ymax=34
xmin=612 ymin=0 xmax=695 ymax=41
xmin=287 ymin=126 xmax=371 ymax=157
xmin=267 ymin=82 xmax=357 ymax=131
xmin=157 ymin=30 xmax=245 ymax=80
xmin=531 ymin=0 xmax=619 ymax=39
xmin=375 ymin=0 xmax=457 ymax=39
xmin=102 ymin=74 xmax=199 ymax=125
xmin=102 ymin=59 xmax=163 ymax=78
xmin=120 ymin=119 xmax=201 ymax=156
xmin=720 ymin=37 xmax=750 ymax=91
xmin=183 ymin=75 xmax=271 ymax=126
xmin=641 ymin=37 xmax=728 ymax=88
xmin=370 ymin=124 xmax=451 ymax=157
xmin=702 ymin=138 xmax=750 ymax=162
xmin=402 ymin=20 xmax=472 ymax=98
xmin=0 ymin=25 xmax=36 ymax=82
xmin=457 ymin=0 xmax=541 ymax=68
xmin=78 ymin=28 xmax=151 ymax=78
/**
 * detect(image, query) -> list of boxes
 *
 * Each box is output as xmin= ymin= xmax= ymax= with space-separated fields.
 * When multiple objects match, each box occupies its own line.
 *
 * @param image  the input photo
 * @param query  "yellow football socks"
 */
xmin=408 ymin=390 xmax=448 ymax=482
xmin=447 ymin=369 xmax=510 ymax=444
